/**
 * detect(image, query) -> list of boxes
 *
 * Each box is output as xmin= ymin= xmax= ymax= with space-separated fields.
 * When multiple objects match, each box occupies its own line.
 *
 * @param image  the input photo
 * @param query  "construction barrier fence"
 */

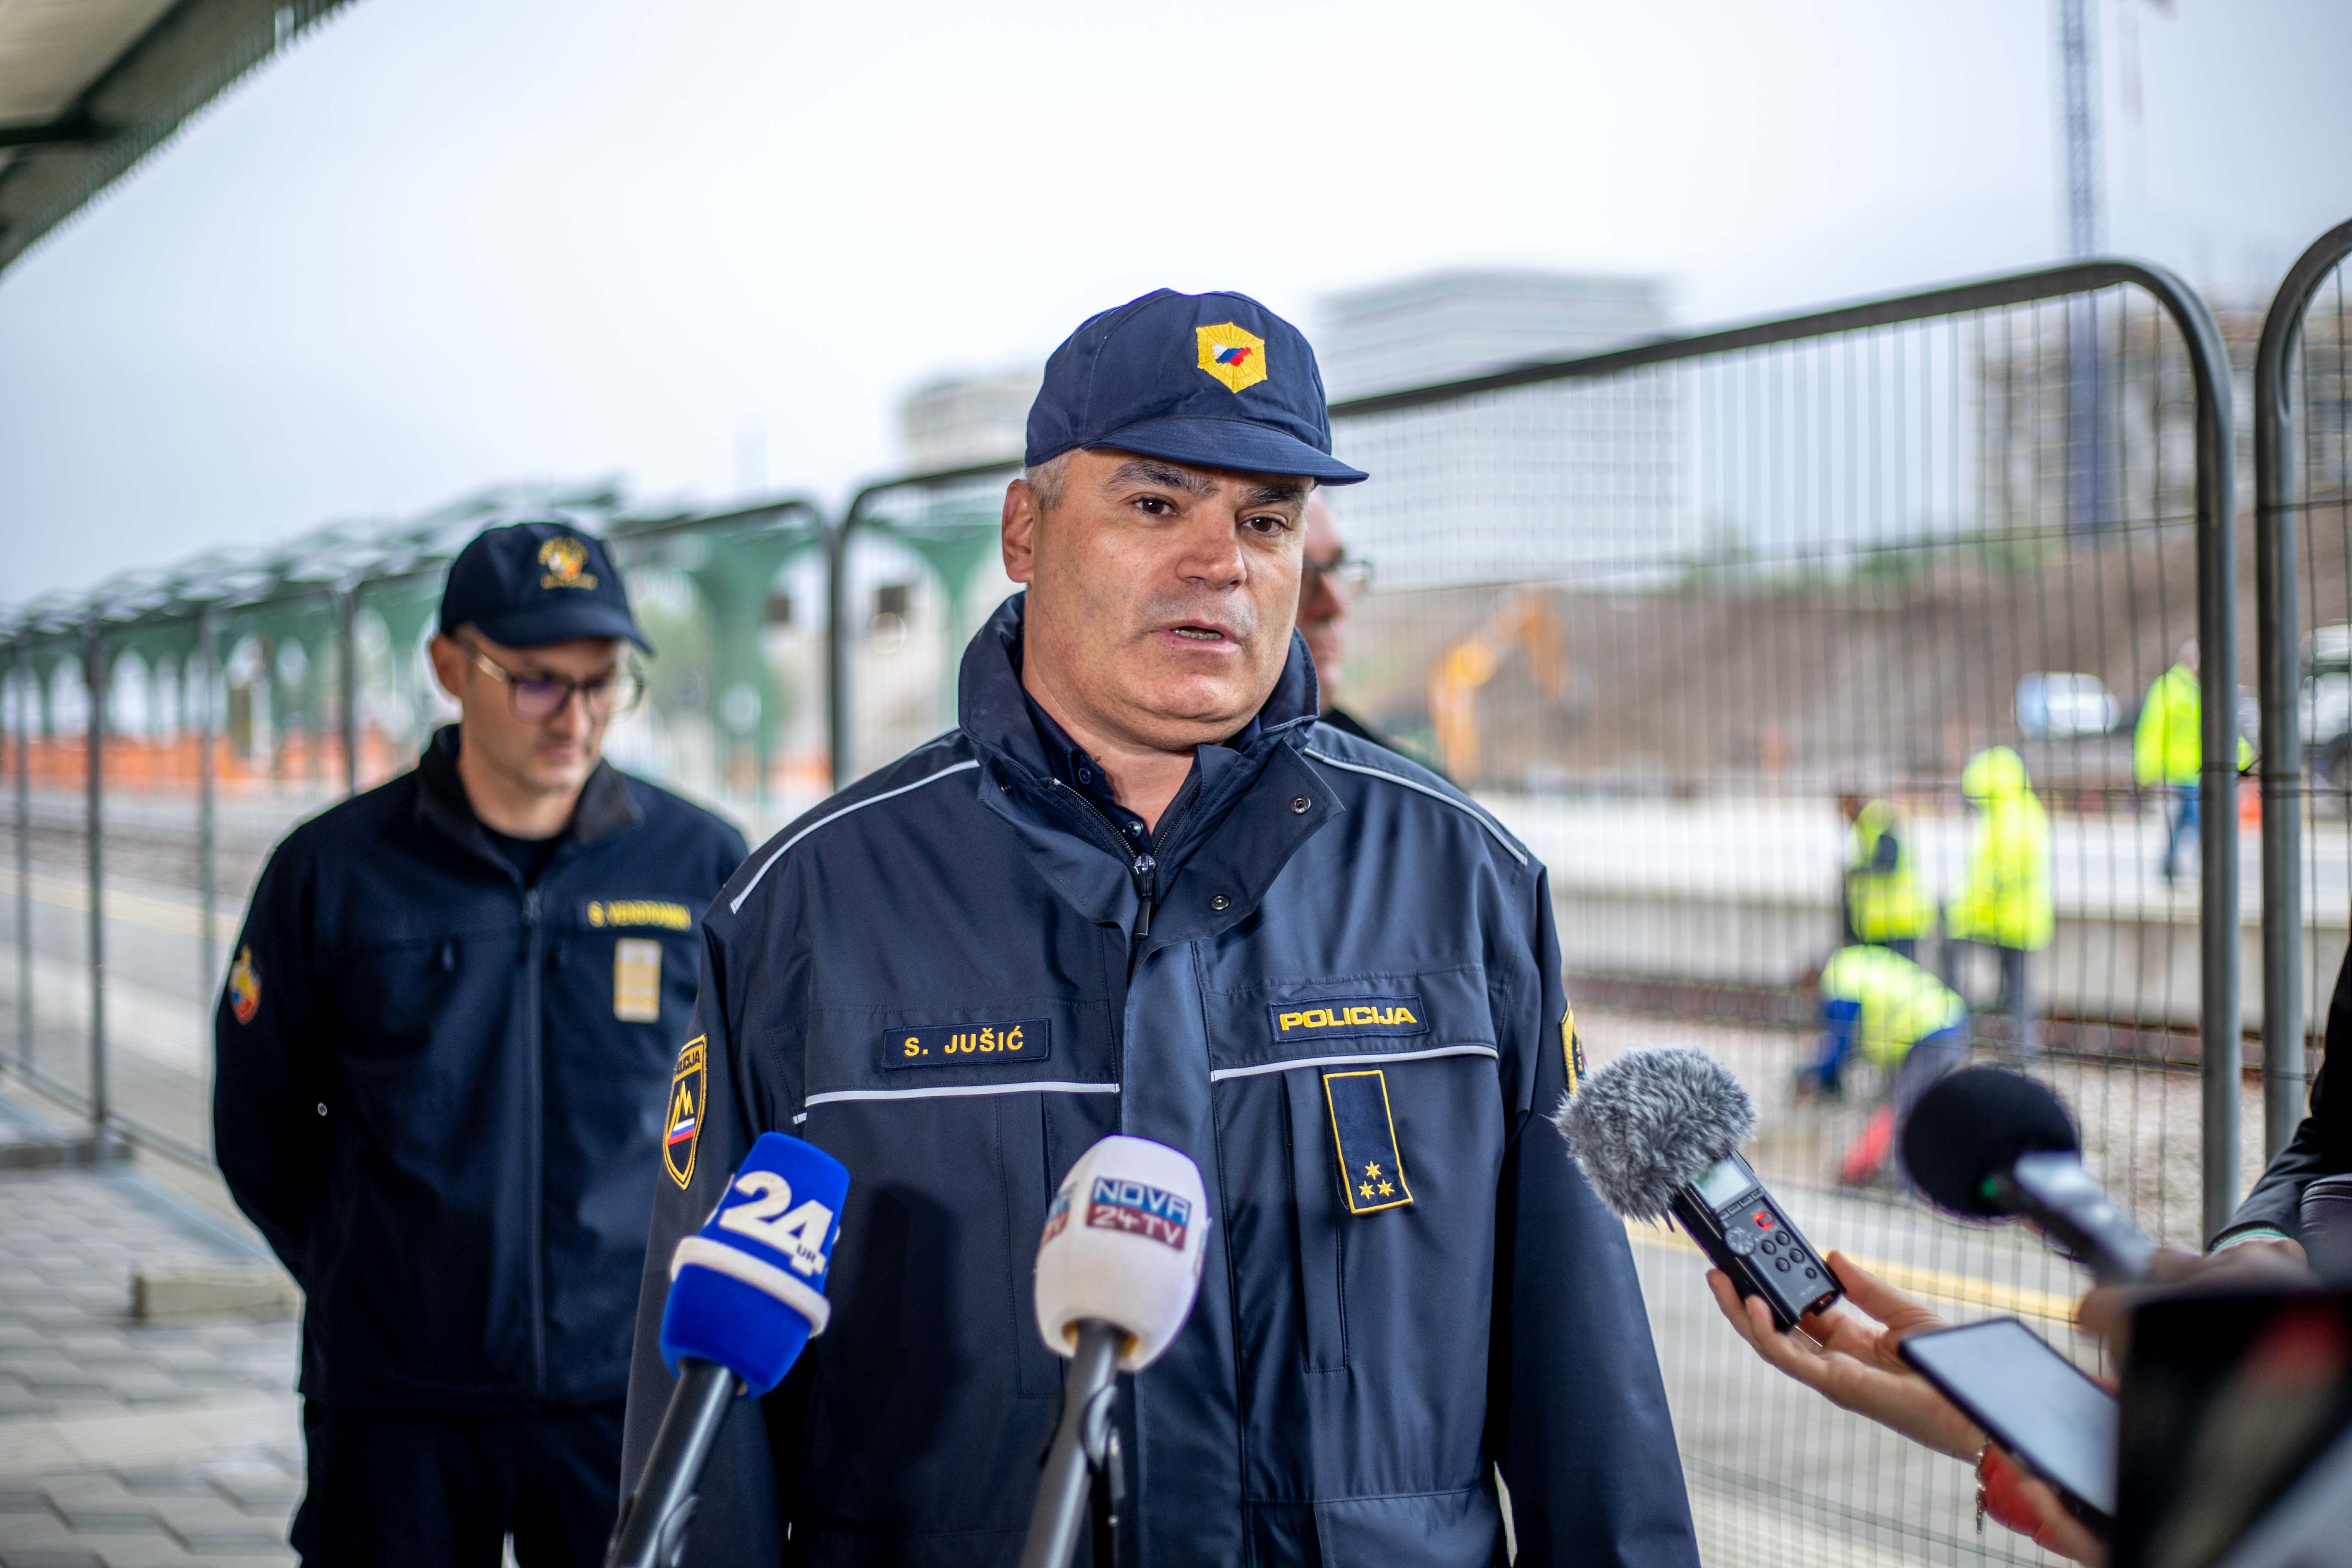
xmin=9 ymin=222 xmax=2350 ymax=1564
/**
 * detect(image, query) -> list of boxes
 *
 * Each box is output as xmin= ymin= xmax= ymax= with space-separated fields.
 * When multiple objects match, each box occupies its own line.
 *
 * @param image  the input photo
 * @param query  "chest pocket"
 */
xmin=1207 ymin=966 xmax=1503 ymax=1380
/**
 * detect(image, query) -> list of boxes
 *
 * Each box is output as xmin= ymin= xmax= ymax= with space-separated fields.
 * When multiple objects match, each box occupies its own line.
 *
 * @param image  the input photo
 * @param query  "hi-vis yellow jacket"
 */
xmin=1845 ymin=800 xmax=1936 ymax=943
xmin=2135 ymin=661 xmax=2253 ymax=787
xmin=1821 ymin=944 xmax=1968 ymax=1067
xmin=1945 ymin=747 xmax=2054 ymax=952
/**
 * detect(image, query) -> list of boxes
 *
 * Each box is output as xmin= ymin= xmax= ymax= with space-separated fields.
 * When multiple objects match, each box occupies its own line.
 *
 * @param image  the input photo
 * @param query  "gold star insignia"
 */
xmin=1378 ymin=1180 xmax=1395 ymax=1196
xmin=1359 ymin=1182 xmax=1376 ymax=1199
xmin=1364 ymin=1161 xmax=1382 ymax=1178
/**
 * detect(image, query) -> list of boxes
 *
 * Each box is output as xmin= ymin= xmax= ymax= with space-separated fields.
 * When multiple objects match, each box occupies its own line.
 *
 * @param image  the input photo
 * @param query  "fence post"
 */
xmin=825 ymin=519 xmax=848 ymax=794
xmin=339 ymin=587 xmax=360 ymax=796
xmin=197 ymin=606 xmax=220 ymax=1051
xmin=2254 ymin=216 xmax=2352 ymax=1162
xmin=2181 ymin=280 xmax=2242 ymax=1242
xmin=12 ymin=643 xmax=28 ymax=1077
xmin=83 ymin=619 xmax=107 ymax=1138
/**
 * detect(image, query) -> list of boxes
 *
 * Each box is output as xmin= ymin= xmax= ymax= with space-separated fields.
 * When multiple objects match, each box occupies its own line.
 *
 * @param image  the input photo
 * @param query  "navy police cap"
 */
xmin=438 ymin=518 xmax=653 ymax=654
xmin=1026 ymin=289 xmax=1368 ymax=485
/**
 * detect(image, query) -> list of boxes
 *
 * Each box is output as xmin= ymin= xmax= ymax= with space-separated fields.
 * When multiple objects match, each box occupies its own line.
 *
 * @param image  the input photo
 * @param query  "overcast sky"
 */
xmin=3 ymin=0 xmax=2348 ymax=603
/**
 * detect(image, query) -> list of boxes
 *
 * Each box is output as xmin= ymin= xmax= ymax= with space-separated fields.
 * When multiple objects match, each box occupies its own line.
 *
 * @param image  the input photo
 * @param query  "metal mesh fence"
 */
xmin=1320 ymin=273 xmax=2246 ymax=1565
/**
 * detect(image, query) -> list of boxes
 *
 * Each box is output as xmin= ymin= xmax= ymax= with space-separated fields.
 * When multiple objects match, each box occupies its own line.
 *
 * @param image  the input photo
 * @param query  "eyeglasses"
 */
xmin=460 ymin=639 xmax=646 ymax=722
xmin=1303 ymin=554 xmax=1372 ymax=598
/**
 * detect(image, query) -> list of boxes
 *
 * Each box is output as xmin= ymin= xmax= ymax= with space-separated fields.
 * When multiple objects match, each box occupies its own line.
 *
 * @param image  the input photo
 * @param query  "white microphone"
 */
xmin=1018 ymin=1136 xmax=1210 ymax=1568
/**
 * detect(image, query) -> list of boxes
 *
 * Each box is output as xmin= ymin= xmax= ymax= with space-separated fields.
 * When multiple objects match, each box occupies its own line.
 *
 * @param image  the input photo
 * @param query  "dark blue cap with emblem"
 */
xmin=438 ymin=518 xmax=653 ymax=654
xmin=1026 ymin=289 xmax=1368 ymax=485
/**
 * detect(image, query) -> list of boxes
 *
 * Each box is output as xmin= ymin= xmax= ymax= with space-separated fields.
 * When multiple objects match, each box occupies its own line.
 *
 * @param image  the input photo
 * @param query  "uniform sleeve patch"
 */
xmin=1268 ymin=995 xmax=1429 ymax=1044
xmin=883 ymin=1019 xmax=1050 ymax=1070
xmin=228 ymin=947 xmax=260 ymax=1025
xmin=1324 ymin=1068 xmax=1414 ymax=1215
xmin=1562 ymin=1007 xmax=1586 ymax=1097
xmin=664 ymin=1036 xmax=708 ymax=1189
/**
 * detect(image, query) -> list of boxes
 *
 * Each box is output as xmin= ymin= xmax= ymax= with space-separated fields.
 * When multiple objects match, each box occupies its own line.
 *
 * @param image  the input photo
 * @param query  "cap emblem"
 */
xmin=538 ymin=536 xmax=598 ymax=591
xmin=1195 ymin=323 xmax=1268 ymax=394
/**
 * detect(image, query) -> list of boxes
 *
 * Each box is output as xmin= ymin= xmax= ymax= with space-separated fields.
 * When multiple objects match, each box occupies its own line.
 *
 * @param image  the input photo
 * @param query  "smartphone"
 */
xmin=1898 ymin=1316 xmax=2117 ymax=1530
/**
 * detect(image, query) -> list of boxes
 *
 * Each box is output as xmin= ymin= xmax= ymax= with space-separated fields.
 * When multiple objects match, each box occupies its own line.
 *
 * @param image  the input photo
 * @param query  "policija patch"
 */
xmin=1324 ymin=1068 xmax=1413 ymax=1215
xmin=664 ymin=1036 xmax=707 ymax=1189
xmin=1268 ymin=995 xmax=1428 ymax=1044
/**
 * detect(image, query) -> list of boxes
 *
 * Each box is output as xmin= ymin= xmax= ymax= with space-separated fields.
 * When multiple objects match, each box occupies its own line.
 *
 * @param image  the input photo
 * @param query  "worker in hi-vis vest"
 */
xmin=1805 ymin=944 xmax=1969 ymax=1186
xmin=2135 ymin=640 xmax=2252 ymax=884
xmin=1839 ymin=796 xmax=1936 ymax=962
xmin=1941 ymin=746 xmax=2052 ymax=1059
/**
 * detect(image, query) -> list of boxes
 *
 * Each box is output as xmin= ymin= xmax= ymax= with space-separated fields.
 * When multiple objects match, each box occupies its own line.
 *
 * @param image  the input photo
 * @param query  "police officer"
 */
xmin=623 ymin=291 xmax=1697 ymax=1567
xmin=215 ymin=521 xmax=747 ymax=1565
xmin=1294 ymin=492 xmax=1393 ymax=749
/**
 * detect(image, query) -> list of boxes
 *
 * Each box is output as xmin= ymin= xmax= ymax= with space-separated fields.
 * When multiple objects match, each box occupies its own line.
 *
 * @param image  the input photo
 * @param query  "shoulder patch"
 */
xmin=664 ymin=1036 xmax=708 ymax=1189
xmin=1562 ymin=1007 xmax=1586 ymax=1096
xmin=228 ymin=947 xmax=260 ymax=1025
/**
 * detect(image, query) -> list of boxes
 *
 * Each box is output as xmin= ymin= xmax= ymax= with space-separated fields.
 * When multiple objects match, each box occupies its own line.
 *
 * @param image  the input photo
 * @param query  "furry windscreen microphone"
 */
xmin=1553 ymin=1046 xmax=1758 ymax=1220
xmin=1555 ymin=1044 xmax=1839 ymax=1329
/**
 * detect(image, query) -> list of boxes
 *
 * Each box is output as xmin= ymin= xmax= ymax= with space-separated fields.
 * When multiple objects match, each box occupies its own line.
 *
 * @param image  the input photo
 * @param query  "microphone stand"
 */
xmin=1020 ymin=1321 xmax=1123 ymax=1568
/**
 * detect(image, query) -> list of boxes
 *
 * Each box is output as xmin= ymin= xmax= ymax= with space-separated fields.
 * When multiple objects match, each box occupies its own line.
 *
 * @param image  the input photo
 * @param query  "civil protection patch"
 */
xmin=664 ymin=1035 xmax=707 ymax=1189
xmin=1323 ymin=1068 xmax=1413 ymax=1215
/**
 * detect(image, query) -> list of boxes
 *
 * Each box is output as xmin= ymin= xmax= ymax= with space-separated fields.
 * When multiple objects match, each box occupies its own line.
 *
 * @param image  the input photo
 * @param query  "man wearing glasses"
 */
xmin=214 ymin=519 xmax=747 ymax=1566
xmin=1294 ymin=492 xmax=1390 ymax=747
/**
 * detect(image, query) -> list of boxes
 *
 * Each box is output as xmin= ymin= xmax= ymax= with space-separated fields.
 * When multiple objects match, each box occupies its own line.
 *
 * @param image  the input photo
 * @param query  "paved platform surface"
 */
xmin=0 ymin=1092 xmax=297 ymax=1568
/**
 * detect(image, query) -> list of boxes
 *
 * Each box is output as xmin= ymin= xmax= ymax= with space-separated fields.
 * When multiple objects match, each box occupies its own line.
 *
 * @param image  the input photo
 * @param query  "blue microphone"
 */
xmin=608 ymin=1133 xmax=849 ymax=1568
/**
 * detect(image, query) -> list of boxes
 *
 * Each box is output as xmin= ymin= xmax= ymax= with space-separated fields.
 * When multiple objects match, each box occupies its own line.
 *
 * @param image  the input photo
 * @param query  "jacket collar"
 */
xmin=414 ymin=725 xmax=643 ymax=873
xmin=956 ymin=593 xmax=1339 ymax=943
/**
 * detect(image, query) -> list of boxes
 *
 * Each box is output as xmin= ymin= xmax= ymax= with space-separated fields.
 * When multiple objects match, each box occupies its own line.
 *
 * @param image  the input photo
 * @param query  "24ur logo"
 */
xmin=1195 ymin=322 xmax=1268 ymax=393
xmin=538 ymin=536 xmax=598 ymax=591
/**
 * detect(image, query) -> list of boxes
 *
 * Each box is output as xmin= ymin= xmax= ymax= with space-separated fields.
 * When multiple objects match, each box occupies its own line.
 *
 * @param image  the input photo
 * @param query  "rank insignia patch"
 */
xmin=227 ymin=946 xmax=260 ymax=1026
xmin=1323 ymin=1068 xmax=1414 ymax=1215
xmin=1195 ymin=322 xmax=1268 ymax=393
xmin=664 ymin=1035 xmax=707 ymax=1189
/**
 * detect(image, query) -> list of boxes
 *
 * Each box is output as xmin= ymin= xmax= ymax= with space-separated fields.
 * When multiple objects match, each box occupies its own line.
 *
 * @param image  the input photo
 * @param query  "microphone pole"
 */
xmin=607 ymin=1360 xmax=735 ymax=1568
xmin=1018 ymin=1320 xmax=1122 ymax=1568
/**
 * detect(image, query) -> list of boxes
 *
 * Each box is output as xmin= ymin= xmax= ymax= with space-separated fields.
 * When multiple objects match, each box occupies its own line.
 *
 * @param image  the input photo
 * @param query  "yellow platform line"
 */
xmin=1625 ymin=1218 xmax=2079 ymax=1327
xmin=0 ymin=868 xmax=235 ymax=941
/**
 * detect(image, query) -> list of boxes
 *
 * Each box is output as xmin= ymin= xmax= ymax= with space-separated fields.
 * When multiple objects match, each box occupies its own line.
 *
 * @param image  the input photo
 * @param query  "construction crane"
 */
xmin=1427 ymin=589 xmax=1570 ymax=784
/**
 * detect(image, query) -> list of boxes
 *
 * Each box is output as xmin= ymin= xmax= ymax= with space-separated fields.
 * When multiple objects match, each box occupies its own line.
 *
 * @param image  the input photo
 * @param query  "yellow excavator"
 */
xmin=1427 ymin=589 xmax=1569 ymax=782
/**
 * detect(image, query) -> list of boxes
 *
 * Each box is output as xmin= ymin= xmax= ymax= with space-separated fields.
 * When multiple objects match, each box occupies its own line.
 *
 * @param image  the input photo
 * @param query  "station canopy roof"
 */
xmin=0 ymin=0 xmax=355 ymax=275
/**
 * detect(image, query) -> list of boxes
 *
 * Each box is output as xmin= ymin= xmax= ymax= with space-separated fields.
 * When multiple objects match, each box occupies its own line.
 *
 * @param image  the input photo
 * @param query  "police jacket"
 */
xmin=214 ymin=727 xmax=747 ymax=1411
xmin=2220 ymin=943 xmax=2352 ymax=1247
xmin=622 ymin=593 xmax=1697 ymax=1568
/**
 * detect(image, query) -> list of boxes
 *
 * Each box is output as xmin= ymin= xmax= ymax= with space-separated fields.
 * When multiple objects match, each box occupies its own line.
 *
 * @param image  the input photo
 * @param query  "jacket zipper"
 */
xmin=521 ymin=883 xmax=546 ymax=1400
xmin=1049 ymin=780 xmax=1163 ymax=940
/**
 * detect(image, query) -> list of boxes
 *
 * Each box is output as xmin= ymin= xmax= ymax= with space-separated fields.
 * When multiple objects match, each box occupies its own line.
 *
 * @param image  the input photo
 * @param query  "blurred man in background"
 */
xmin=214 ymin=521 xmax=746 ymax=1567
xmin=1941 ymin=746 xmax=2052 ymax=1059
xmin=2135 ymin=640 xmax=2251 ymax=885
xmin=1295 ymin=492 xmax=1391 ymax=747
xmin=1839 ymin=795 xmax=1935 ymax=962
